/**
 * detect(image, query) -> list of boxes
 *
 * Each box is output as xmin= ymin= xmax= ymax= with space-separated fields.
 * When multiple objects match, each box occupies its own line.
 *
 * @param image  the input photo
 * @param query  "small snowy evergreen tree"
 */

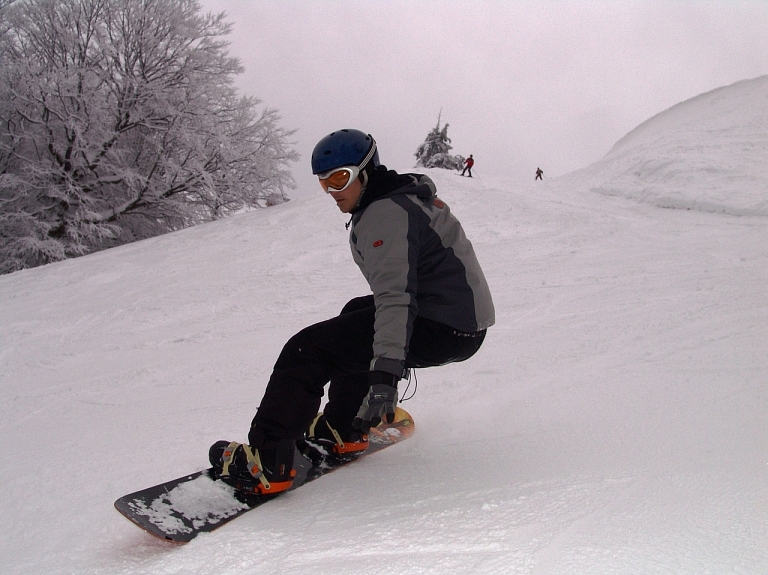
xmin=414 ymin=113 xmax=465 ymax=171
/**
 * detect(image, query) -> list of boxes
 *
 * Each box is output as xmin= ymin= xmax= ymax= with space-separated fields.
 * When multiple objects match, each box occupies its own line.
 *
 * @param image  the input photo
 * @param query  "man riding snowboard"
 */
xmin=210 ymin=129 xmax=495 ymax=494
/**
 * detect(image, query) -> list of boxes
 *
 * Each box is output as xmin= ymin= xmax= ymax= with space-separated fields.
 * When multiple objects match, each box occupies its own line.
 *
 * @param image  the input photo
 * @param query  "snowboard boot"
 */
xmin=301 ymin=413 xmax=369 ymax=460
xmin=209 ymin=438 xmax=296 ymax=496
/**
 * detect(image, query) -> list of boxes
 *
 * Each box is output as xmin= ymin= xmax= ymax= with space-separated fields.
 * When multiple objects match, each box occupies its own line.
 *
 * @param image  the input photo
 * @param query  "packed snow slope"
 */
xmin=1 ymin=77 xmax=767 ymax=574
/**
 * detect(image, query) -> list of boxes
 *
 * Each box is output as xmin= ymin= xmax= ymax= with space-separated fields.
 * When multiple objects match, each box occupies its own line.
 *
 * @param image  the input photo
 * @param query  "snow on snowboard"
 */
xmin=115 ymin=408 xmax=415 ymax=543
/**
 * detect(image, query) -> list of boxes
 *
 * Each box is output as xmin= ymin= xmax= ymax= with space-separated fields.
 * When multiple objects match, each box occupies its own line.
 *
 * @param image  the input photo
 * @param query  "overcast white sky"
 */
xmin=198 ymin=0 xmax=768 ymax=197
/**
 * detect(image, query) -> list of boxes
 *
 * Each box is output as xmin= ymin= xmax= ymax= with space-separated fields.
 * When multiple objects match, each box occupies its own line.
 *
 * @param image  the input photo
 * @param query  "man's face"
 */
xmin=326 ymin=177 xmax=363 ymax=213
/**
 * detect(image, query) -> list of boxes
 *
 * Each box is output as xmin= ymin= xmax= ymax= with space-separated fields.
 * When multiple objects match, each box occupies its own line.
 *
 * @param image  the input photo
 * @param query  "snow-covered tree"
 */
xmin=0 ymin=0 xmax=298 ymax=274
xmin=414 ymin=113 xmax=465 ymax=171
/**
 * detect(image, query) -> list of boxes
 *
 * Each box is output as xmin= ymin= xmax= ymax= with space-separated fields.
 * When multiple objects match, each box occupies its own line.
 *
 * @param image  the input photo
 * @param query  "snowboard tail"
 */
xmin=114 ymin=408 xmax=414 ymax=543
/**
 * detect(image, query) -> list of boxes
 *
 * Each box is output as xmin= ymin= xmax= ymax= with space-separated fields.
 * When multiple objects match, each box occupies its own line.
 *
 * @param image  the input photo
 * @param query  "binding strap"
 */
xmin=219 ymin=442 xmax=271 ymax=491
xmin=220 ymin=441 xmax=240 ymax=477
xmin=326 ymin=419 xmax=346 ymax=450
xmin=241 ymin=444 xmax=271 ymax=491
xmin=309 ymin=413 xmax=346 ymax=449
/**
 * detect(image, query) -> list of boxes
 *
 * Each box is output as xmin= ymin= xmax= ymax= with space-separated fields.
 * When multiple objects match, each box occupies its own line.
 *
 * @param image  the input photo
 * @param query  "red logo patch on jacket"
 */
xmin=373 ymin=240 xmax=384 ymax=247
xmin=433 ymin=198 xmax=445 ymax=209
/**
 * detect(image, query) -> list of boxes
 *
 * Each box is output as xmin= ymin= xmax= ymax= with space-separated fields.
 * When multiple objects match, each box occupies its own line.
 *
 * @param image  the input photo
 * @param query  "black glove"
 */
xmin=353 ymin=371 xmax=400 ymax=432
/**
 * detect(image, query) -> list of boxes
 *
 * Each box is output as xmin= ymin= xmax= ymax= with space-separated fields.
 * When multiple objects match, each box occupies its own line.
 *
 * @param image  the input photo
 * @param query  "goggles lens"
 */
xmin=318 ymin=166 xmax=359 ymax=193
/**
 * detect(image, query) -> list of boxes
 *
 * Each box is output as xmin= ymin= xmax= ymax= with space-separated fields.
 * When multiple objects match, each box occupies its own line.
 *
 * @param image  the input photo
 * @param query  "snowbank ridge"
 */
xmin=567 ymin=75 xmax=768 ymax=216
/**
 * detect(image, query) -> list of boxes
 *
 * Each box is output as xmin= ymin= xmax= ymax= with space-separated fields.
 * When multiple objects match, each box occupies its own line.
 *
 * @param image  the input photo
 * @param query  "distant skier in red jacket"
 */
xmin=461 ymin=155 xmax=474 ymax=177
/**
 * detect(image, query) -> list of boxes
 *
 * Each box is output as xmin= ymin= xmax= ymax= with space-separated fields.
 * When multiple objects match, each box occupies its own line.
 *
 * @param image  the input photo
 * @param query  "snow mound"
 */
xmin=567 ymin=75 xmax=768 ymax=216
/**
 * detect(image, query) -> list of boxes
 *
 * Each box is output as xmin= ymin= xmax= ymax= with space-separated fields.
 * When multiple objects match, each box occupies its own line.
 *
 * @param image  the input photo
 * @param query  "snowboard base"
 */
xmin=115 ymin=408 xmax=414 ymax=543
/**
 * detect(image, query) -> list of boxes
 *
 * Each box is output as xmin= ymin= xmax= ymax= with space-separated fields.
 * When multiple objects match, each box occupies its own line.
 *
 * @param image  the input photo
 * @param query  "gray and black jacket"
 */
xmin=349 ymin=167 xmax=495 ymax=377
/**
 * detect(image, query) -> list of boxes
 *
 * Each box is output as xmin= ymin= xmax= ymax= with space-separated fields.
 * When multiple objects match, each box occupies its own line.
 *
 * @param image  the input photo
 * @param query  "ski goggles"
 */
xmin=317 ymin=137 xmax=378 ymax=193
xmin=318 ymin=165 xmax=361 ymax=193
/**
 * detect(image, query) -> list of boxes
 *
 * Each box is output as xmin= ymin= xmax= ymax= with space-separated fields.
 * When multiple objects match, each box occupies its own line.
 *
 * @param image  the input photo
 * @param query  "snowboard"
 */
xmin=114 ymin=408 xmax=414 ymax=543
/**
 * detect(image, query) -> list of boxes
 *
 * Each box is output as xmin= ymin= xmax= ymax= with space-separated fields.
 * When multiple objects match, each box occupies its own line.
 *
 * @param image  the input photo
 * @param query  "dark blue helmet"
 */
xmin=311 ymin=129 xmax=380 ymax=175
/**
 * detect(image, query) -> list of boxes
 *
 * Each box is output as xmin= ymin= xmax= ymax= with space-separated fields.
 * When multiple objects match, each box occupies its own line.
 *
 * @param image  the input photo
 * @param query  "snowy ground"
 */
xmin=1 ymin=77 xmax=767 ymax=574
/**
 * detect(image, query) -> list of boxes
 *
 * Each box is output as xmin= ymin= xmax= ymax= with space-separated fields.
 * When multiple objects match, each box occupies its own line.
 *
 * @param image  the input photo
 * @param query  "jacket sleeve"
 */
xmin=352 ymin=198 xmax=418 ymax=377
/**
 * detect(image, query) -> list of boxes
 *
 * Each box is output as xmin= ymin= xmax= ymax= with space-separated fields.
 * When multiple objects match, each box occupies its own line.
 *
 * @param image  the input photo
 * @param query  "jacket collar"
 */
xmin=351 ymin=166 xmax=434 ymax=214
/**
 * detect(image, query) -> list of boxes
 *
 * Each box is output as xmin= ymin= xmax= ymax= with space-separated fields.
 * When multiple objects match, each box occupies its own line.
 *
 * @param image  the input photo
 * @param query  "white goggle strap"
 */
xmin=353 ymin=138 xmax=376 ymax=202
xmin=358 ymin=137 xmax=377 ymax=170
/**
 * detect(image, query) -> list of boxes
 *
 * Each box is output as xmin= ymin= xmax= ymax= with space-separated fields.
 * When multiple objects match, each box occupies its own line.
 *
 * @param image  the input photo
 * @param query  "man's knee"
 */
xmin=340 ymin=295 xmax=374 ymax=315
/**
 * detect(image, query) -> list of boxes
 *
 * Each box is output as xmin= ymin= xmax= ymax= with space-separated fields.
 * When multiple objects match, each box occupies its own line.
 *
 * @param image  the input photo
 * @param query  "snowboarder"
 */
xmin=535 ymin=167 xmax=543 ymax=180
xmin=209 ymin=129 xmax=495 ymax=495
xmin=461 ymin=154 xmax=474 ymax=177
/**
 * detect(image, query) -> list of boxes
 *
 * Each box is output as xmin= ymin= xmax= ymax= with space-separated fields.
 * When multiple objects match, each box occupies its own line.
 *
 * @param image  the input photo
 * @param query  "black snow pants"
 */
xmin=249 ymin=295 xmax=486 ymax=445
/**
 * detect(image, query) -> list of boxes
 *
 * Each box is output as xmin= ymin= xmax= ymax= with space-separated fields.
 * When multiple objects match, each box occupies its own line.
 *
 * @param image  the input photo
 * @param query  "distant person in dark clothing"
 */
xmin=535 ymin=167 xmax=543 ymax=180
xmin=461 ymin=155 xmax=474 ymax=177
